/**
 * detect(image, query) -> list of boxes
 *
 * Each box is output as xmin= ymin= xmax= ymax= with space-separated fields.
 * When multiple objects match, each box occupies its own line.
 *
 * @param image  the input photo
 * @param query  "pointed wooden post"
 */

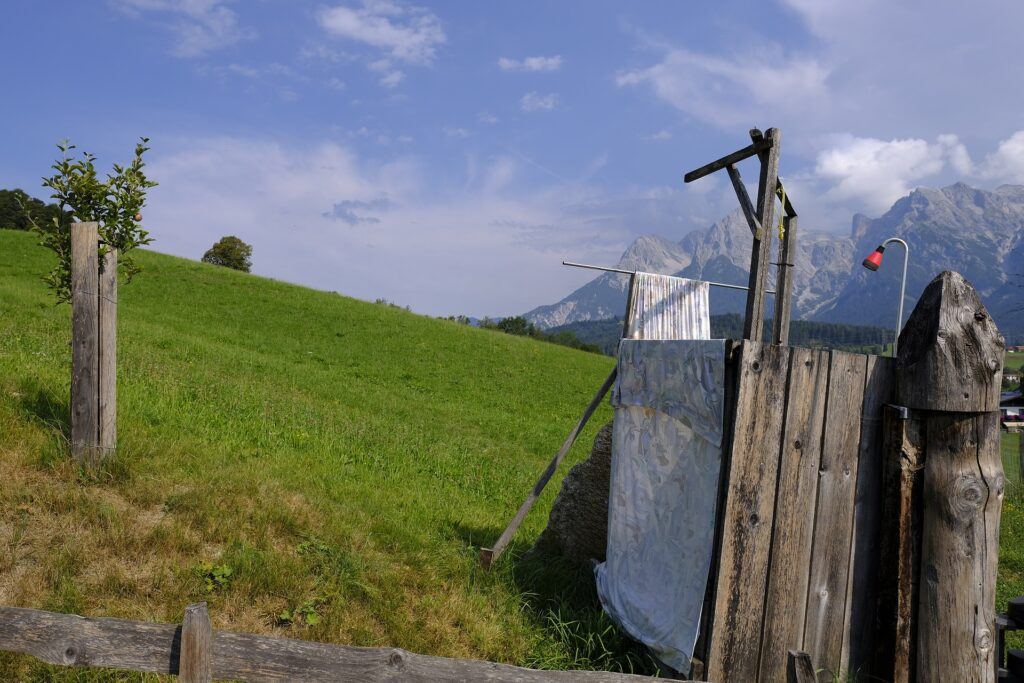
xmin=743 ymin=128 xmax=781 ymax=341
xmin=71 ymin=222 xmax=100 ymax=467
xmin=896 ymin=271 xmax=1005 ymax=682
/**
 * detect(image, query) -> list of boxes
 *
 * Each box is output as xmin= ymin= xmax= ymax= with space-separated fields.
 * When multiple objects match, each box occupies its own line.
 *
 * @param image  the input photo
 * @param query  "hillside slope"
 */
xmin=0 ymin=229 xmax=649 ymax=677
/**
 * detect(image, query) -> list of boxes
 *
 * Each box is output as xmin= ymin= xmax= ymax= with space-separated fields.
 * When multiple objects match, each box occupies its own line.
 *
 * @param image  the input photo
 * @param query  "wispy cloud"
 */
xmin=520 ymin=91 xmax=558 ymax=112
xmin=317 ymin=1 xmax=445 ymax=65
xmin=498 ymin=55 xmax=562 ymax=72
xmin=443 ymin=126 xmax=471 ymax=138
xmin=112 ymin=0 xmax=254 ymax=57
xmin=478 ymin=112 xmax=499 ymax=124
xmin=325 ymin=198 xmax=393 ymax=225
xmin=642 ymin=130 xmax=673 ymax=141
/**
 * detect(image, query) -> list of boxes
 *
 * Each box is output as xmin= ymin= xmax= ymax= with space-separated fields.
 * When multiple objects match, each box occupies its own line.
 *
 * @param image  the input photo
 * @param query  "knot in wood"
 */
xmin=975 ymin=628 xmax=992 ymax=653
xmin=951 ymin=474 xmax=985 ymax=517
xmin=62 ymin=644 xmax=79 ymax=665
xmin=388 ymin=650 xmax=405 ymax=669
xmin=974 ymin=310 xmax=987 ymax=322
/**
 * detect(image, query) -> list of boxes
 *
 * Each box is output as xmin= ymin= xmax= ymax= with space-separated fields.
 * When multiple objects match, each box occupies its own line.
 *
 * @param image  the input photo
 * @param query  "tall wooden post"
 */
xmin=99 ymin=248 xmax=117 ymax=456
xmin=743 ymin=128 xmax=781 ymax=341
xmin=772 ymin=212 xmax=797 ymax=345
xmin=71 ymin=222 xmax=100 ymax=466
xmin=896 ymin=271 xmax=1005 ymax=682
xmin=70 ymin=222 xmax=117 ymax=468
xmin=179 ymin=603 xmax=213 ymax=682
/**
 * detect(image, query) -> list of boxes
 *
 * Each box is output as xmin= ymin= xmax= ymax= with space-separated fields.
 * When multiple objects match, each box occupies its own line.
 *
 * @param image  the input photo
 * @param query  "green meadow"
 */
xmin=0 ymin=226 xmax=1021 ymax=678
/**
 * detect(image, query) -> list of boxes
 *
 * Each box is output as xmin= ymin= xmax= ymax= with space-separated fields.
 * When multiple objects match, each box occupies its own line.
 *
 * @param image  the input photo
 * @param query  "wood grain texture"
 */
xmin=742 ymin=128 xmax=781 ymax=342
xmin=180 ymin=603 xmax=212 ymax=683
xmin=98 ymin=248 xmax=117 ymax=456
xmin=683 ymin=139 xmax=770 ymax=183
xmin=70 ymin=222 xmax=100 ymax=467
xmin=896 ymin=271 xmax=1004 ymax=412
xmin=802 ymin=350 xmax=867 ymax=678
xmin=874 ymin=406 xmax=924 ymax=683
xmin=706 ymin=341 xmax=791 ymax=682
xmin=786 ymin=650 xmax=815 ymax=683
xmin=916 ymin=412 xmax=1003 ymax=682
xmin=771 ymin=215 xmax=797 ymax=346
xmin=758 ymin=347 xmax=829 ymax=683
xmin=841 ymin=355 xmax=895 ymax=676
xmin=0 ymin=606 xmax=659 ymax=682
xmin=726 ymin=164 xmax=762 ymax=237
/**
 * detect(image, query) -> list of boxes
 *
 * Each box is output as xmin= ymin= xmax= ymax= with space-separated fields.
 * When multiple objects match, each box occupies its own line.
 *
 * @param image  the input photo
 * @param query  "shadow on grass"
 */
xmin=450 ymin=521 xmax=663 ymax=676
xmin=17 ymin=379 xmax=70 ymax=443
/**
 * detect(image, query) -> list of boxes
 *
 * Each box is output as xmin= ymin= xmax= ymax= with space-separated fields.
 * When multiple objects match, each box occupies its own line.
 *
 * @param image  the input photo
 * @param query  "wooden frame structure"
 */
xmin=684 ymin=127 xmax=798 ymax=345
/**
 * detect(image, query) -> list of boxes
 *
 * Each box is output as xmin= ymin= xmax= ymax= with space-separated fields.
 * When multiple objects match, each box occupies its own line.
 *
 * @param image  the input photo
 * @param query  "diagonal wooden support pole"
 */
xmin=727 ymin=164 xmax=762 ymax=238
xmin=480 ymin=367 xmax=618 ymax=569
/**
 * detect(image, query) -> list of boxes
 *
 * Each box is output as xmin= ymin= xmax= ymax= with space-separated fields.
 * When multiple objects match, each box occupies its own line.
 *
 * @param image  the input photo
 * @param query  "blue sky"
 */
xmin=3 ymin=1 xmax=1024 ymax=316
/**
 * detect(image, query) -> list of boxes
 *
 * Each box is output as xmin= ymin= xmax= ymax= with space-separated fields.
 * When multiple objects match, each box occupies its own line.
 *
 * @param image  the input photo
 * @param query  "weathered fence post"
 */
xmin=71 ymin=222 xmax=100 ymax=466
xmin=70 ymin=222 xmax=117 ymax=467
xmin=180 ymin=602 xmax=213 ymax=683
xmin=99 ymin=247 xmax=117 ymax=455
xmin=896 ymin=271 xmax=1005 ymax=682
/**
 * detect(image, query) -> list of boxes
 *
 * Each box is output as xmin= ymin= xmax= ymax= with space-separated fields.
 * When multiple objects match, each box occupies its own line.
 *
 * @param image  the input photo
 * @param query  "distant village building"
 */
xmin=1002 ymin=388 xmax=1024 ymax=432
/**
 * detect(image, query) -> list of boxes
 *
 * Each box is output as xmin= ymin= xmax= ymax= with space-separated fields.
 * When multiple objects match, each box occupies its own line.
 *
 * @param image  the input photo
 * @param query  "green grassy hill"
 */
xmin=0 ymin=229 xmax=659 ymax=679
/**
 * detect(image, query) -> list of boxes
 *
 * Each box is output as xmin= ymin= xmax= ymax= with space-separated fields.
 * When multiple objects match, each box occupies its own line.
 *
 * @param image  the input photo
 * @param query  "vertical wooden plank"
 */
xmin=916 ymin=412 xmax=1003 ymax=682
xmin=771 ymin=215 xmax=797 ymax=346
xmin=742 ymin=128 xmax=780 ymax=342
xmin=802 ymin=350 xmax=867 ymax=678
xmin=70 ymin=222 xmax=99 ymax=467
xmin=98 ymin=248 xmax=117 ymax=456
xmin=706 ymin=341 xmax=791 ymax=682
xmin=874 ymin=406 xmax=924 ymax=683
xmin=758 ymin=347 xmax=829 ymax=682
xmin=180 ymin=602 xmax=213 ymax=683
xmin=841 ymin=355 xmax=895 ymax=675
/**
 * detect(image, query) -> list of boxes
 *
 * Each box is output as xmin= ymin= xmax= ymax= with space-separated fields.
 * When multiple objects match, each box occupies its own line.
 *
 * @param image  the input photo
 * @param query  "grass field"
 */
xmin=0 ymin=227 xmax=1021 ymax=679
xmin=0 ymin=229 xmax=658 ymax=679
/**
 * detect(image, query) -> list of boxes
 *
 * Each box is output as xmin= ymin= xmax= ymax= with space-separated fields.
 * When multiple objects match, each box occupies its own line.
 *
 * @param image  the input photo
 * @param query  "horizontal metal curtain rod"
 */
xmin=562 ymin=260 xmax=776 ymax=295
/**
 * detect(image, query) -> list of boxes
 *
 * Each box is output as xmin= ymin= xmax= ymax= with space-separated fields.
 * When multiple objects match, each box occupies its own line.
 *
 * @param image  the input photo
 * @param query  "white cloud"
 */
xmin=616 ymin=47 xmax=828 ymax=129
xmin=443 ymin=126 xmax=471 ymax=139
xmin=976 ymin=131 xmax=1024 ymax=184
xmin=113 ymin=0 xmax=254 ymax=57
xmin=317 ymin=1 xmax=445 ymax=65
xmin=478 ymin=112 xmax=499 ymax=125
xmin=642 ymin=130 xmax=673 ymax=141
xmin=520 ymin=91 xmax=558 ymax=112
xmin=378 ymin=70 xmax=405 ymax=87
xmin=498 ymin=55 xmax=562 ymax=72
xmin=813 ymin=134 xmax=974 ymax=212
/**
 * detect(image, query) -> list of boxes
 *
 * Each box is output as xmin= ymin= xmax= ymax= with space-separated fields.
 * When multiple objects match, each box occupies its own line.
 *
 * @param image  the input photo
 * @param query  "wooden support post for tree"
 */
xmin=743 ymin=128 xmax=781 ymax=341
xmin=179 ymin=603 xmax=213 ymax=683
xmin=71 ymin=222 xmax=100 ymax=466
xmin=896 ymin=271 xmax=1005 ymax=682
xmin=70 ymin=222 xmax=117 ymax=468
xmin=99 ymin=248 xmax=117 ymax=455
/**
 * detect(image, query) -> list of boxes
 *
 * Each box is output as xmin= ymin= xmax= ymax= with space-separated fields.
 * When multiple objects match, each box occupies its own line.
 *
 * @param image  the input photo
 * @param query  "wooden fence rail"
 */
xmin=0 ymin=604 xmax=658 ymax=682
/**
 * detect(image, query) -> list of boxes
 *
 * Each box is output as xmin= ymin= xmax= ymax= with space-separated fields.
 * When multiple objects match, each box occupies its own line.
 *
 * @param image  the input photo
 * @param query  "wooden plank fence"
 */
xmin=702 ymin=342 xmax=896 ymax=682
xmin=0 ymin=604 xmax=659 ymax=682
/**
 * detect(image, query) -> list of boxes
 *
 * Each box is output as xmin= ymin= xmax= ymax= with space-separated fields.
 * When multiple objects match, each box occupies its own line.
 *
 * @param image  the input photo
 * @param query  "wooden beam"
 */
xmin=742 ymin=128 xmax=781 ymax=341
xmin=71 ymin=222 xmax=100 ymax=467
xmin=787 ymin=650 xmax=816 ymax=683
xmin=771 ymin=214 xmax=797 ymax=345
xmin=180 ymin=603 xmax=213 ymax=683
xmin=98 ymin=248 xmax=117 ymax=456
xmin=726 ymin=165 xmax=762 ymax=237
xmin=683 ymin=139 xmax=771 ymax=183
xmin=0 ymin=606 xmax=657 ymax=681
xmin=777 ymin=181 xmax=797 ymax=217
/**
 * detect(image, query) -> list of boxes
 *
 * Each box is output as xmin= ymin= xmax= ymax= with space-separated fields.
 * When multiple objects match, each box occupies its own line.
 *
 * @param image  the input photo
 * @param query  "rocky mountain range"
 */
xmin=524 ymin=183 xmax=1024 ymax=343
